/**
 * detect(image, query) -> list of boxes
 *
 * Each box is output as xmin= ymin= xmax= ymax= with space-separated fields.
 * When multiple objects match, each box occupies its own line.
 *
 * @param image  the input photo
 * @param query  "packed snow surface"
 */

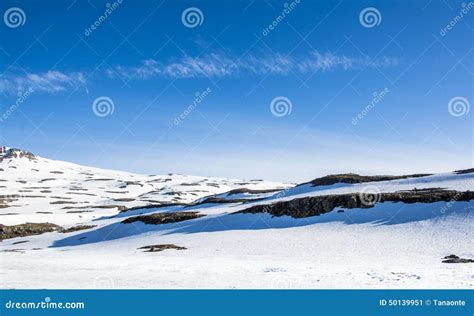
xmin=1 ymin=149 xmax=473 ymax=289
xmin=0 ymin=149 xmax=286 ymax=225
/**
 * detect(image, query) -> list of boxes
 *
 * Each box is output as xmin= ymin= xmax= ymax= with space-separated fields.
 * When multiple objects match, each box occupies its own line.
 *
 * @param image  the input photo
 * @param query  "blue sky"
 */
xmin=0 ymin=0 xmax=472 ymax=182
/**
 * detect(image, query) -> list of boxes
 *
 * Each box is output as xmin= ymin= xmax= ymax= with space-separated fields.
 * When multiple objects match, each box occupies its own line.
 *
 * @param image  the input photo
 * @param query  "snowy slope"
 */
xmin=0 ymin=148 xmax=287 ymax=225
xmin=2 ymin=200 xmax=472 ymax=289
xmin=1 ymin=148 xmax=473 ymax=289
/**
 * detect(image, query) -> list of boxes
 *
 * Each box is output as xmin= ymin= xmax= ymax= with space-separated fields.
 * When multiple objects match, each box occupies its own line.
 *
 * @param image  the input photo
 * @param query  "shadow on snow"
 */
xmin=52 ymin=201 xmax=473 ymax=248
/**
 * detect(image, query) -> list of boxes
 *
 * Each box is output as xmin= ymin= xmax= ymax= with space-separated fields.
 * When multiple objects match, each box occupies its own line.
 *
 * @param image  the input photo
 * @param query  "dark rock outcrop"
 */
xmin=454 ymin=168 xmax=474 ymax=175
xmin=225 ymin=188 xmax=283 ymax=195
xmin=442 ymin=254 xmax=474 ymax=263
xmin=237 ymin=189 xmax=474 ymax=218
xmin=138 ymin=244 xmax=187 ymax=252
xmin=119 ymin=202 xmax=188 ymax=214
xmin=62 ymin=225 xmax=96 ymax=233
xmin=122 ymin=211 xmax=205 ymax=225
xmin=0 ymin=148 xmax=36 ymax=163
xmin=303 ymin=173 xmax=432 ymax=187
xmin=191 ymin=197 xmax=254 ymax=205
xmin=1 ymin=222 xmax=62 ymax=240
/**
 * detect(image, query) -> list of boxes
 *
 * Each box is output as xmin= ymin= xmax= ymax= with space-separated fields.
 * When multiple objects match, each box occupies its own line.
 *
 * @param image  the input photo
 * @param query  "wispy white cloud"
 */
xmin=107 ymin=51 xmax=399 ymax=80
xmin=298 ymin=52 xmax=398 ymax=72
xmin=0 ymin=51 xmax=399 ymax=95
xmin=0 ymin=70 xmax=88 ymax=94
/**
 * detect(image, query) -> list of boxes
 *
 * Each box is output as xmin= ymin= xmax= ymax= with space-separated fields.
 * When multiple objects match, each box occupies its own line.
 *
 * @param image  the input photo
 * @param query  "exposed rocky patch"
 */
xmin=0 ymin=249 xmax=26 ymax=253
xmin=122 ymin=211 xmax=205 ymax=225
xmin=39 ymin=178 xmax=56 ymax=183
xmin=50 ymin=196 xmax=72 ymax=200
xmin=164 ymin=191 xmax=184 ymax=196
xmin=123 ymin=181 xmax=143 ymax=187
xmin=0 ymin=196 xmax=18 ymax=208
xmin=225 ymin=188 xmax=282 ymax=195
xmin=62 ymin=206 xmax=90 ymax=210
xmin=1 ymin=222 xmax=63 ymax=240
xmin=50 ymin=201 xmax=78 ymax=205
xmin=0 ymin=148 xmax=36 ymax=163
xmin=84 ymin=178 xmax=115 ymax=182
xmin=138 ymin=244 xmax=187 ymax=252
xmin=191 ymin=197 xmax=255 ymax=205
xmin=94 ymin=205 xmax=127 ymax=210
xmin=79 ymin=172 xmax=94 ymax=176
xmin=66 ymin=192 xmax=97 ymax=196
xmin=65 ymin=210 xmax=93 ymax=213
xmin=62 ymin=225 xmax=96 ymax=233
xmin=12 ymin=240 xmax=29 ymax=245
xmin=454 ymin=168 xmax=474 ymax=175
xmin=119 ymin=202 xmax=188 ymax=214
xmin=303 ymin=173 xmax=432 ymax=187
xmin=238 ymin=189 xmax=474 ymax=218
xmin=68 ymin=187 xmax=88 ymax=191
xmin=113 ymin=198 xmax=135 ymax=202
xmin=0 ymin=222 xmax=97 ymax=240
xmin=24 ymin=187 xmax=50 ymax=189
xmin=140 ymin=199 xmax=174 ymax=203
xmin=442 ymin=254 xmax=474 ymax=263
xmin=152 ymin=178 xmax=172 ymax=183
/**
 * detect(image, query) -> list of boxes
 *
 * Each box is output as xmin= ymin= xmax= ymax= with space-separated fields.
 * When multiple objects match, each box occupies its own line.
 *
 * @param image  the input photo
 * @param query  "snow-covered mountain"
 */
xmin=1 ymin=147 xmax=473 ymax=289
xmin=0 ymin=147 xmax=288 ymax=225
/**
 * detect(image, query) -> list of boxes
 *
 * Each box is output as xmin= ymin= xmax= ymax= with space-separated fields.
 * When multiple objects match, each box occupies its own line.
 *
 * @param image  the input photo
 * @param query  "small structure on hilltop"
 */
xmin=0 ymin=146 xmax=6 ymax=156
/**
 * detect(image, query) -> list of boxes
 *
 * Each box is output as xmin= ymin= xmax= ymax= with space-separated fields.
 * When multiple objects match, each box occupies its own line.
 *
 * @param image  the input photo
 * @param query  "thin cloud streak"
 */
xmin=0 ymin=70 xmax=88 ymax=94
xmin=0 ymin=51 xmax=398 ymax=95
xmin=107 ymin=51 xmax=400 ymax=80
